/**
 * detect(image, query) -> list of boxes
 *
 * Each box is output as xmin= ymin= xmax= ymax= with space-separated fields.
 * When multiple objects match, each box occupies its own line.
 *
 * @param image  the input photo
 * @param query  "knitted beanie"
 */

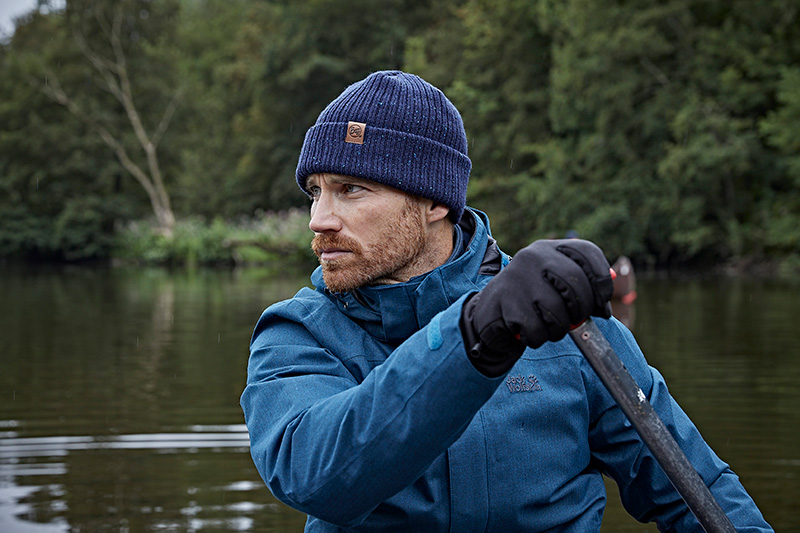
xmin=296 ymin=70 xmax=471 ymax=222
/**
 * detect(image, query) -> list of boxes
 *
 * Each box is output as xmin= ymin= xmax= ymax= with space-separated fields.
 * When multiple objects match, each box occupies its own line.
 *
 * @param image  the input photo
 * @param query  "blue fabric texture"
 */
xmin=295 ymin=70 xmax=471 ymax=222
xmin=241 ymin=209 xmax=773 ymax=532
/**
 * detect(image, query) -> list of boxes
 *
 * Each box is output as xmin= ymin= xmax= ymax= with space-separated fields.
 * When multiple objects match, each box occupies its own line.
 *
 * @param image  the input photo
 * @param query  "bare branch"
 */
xmin=71 ymin=26 xmax=123 ymax=101
xmin=152 ymin=90 xmax=182 ymax=148
xmin=36 ymin=71 xmax=70 ymax=105
xmin=92 ymin=5 xmax=113 ymax=43
xmin=71 ymin=6 xmax=152 ymax=155
xmin=107 ymin=11 xmax=175 ymax=224
xmin=39 ymin=4 xmax=178 ymax=235
xmin=107 ymin=20 xmax=153 ymax=154
xmin=110 ymin=7 xmax=127 ymax=77
xmin=96 ymin=128 xmax=160 ymax=200
xmin=36 ymin=72 xmax=158 ymax=202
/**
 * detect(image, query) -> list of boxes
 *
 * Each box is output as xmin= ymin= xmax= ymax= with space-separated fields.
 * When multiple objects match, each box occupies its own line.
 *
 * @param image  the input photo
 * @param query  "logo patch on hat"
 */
xmin=346 ymin=121 xmax=366 ymax=144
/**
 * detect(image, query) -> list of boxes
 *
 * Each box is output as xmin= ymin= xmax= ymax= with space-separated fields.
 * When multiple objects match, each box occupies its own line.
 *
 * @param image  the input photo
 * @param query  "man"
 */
xmin=241 ymin=71 xmax=771 ymax=531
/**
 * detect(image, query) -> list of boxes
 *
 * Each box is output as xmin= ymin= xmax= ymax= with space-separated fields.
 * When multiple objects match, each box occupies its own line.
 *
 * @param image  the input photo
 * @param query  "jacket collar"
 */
xmin=311 ymin=208 xmax=503 ymax=345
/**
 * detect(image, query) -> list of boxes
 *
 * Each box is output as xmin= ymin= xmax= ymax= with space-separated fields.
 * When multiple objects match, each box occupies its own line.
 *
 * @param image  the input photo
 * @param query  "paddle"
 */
xmin=569 ymin=318 xmax=736 ymax=533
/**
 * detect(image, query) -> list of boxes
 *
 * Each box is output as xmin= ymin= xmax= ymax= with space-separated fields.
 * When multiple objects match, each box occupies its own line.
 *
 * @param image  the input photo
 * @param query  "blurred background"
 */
xmin=1 ymin=0 xmax=798 ymax=531
xmin=0 ymin=0 xmax=798 ymax=269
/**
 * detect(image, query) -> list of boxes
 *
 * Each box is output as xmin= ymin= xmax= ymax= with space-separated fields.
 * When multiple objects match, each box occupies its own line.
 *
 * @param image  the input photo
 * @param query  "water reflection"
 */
xmin=0 ymin=425 xmax=255 ymax=532
xmin=0 ymin=264 xmax=309 ymax=532
xmin=0 ymin=265 xmax=798 ymax=531
xmin=0 ymin=425 xmax=250 ymax=457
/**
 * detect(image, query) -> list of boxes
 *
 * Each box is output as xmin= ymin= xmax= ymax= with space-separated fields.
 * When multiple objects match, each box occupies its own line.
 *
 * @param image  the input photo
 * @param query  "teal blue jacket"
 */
xmin=241 ymin=209 xmax=772 ymax=532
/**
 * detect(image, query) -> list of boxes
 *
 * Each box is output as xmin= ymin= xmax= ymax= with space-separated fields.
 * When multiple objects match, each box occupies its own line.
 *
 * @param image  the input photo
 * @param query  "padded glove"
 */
xmin=460 ymin=239 xmax=614 ymax=377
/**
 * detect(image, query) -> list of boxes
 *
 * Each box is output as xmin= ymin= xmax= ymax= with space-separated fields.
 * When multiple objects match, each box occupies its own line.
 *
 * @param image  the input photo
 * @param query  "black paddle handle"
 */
xmin=569 ymin=319 xmax=736 ymax=533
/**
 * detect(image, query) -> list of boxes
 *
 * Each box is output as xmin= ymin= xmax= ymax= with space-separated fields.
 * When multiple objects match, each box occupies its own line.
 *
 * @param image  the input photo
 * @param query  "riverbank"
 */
xmin=5 ymin=208 xmax=797 ymax=280
xmin=111 ymin=208 xmax=316 ymax=269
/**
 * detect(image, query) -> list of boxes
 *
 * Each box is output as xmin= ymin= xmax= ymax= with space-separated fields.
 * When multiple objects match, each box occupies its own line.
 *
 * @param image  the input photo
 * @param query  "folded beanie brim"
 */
xmin=296 ymin=121 xmax=471 ymax=221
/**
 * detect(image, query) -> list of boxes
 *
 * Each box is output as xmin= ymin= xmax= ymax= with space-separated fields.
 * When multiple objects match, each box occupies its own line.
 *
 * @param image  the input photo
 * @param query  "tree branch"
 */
xmin=41 ymin=5 xmax=179 ymax=234
xmin=152 ymin=90 xmax=182 ymax=148
xmin=37 ymin=73 xmax=160 ymax=204
xmin=71 ymin=27 xmax=124 ymax=102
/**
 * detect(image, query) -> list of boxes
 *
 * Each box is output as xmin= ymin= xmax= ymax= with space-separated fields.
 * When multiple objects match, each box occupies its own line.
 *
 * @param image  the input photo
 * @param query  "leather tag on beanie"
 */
xmin=346 ymin=121 xmax=366 ymax=144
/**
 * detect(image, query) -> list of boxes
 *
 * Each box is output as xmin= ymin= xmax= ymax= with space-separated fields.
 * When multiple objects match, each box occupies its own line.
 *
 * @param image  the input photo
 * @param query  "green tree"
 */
xmin=759 ymin=66 xmax=800 ymax=258
xmin=420 ymin=0 xmax=800 ymax=267
xmin=408 ymin=0 xmax=553 ymax=250
xmin=169 ymin=0 xmax=253 ymax=220
xmin=229 ymin=0 xmax=434 ymax=213
xmin=3 ymin=0 xmax=799 ymax=269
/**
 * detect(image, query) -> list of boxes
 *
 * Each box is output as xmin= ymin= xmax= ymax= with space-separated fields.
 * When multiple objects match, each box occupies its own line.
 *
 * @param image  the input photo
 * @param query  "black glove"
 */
xmin=460 ymin=239 xmax=614 ymax=377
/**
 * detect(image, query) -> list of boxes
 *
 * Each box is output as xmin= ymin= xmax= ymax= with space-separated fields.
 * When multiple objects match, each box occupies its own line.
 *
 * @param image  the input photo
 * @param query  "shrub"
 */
xmin=113 ymin=208 xmax=315 ymax=267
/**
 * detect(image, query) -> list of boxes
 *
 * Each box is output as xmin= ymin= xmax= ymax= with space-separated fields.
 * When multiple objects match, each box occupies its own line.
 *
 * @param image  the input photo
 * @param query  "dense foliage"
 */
xmin=1 ymin=0 xmax=798 ymax=271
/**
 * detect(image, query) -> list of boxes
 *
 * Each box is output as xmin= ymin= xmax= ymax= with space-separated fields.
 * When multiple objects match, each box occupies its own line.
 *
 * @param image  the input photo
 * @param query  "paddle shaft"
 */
xmin=569 ymin=319 xmax=735 ymax=533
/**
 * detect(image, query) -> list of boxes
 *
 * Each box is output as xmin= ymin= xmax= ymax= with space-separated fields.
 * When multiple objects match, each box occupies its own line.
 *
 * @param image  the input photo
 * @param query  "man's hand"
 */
xmin=460 ymin=239 xmax=614 ymax=377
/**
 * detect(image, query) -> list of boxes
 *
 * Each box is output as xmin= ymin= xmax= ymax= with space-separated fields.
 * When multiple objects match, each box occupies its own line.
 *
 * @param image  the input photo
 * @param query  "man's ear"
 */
xmin=426 ymin=202 xmax=451 ymax=224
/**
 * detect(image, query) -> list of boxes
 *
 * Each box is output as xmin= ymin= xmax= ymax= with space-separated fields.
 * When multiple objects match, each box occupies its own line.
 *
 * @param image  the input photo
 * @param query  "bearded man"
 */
xmin=241 ymin=71 xmax=771 ymax=532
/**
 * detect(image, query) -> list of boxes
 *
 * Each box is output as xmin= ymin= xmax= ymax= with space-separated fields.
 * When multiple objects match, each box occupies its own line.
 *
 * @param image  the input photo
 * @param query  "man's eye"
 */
xmin=345 ymin=184 xmax=364 ymax=193
xmin=307 ymin=186 xmax=321 ymax=198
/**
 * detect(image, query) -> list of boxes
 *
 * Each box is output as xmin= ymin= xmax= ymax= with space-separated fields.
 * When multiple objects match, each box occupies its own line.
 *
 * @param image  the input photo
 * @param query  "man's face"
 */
xmin=306 ymin=173 xmax=429 ymax=293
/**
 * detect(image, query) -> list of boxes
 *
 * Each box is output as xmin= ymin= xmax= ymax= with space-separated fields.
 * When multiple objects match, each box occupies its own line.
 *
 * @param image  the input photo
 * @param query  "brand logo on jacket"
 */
xmin=506 ymin=374 xmax=542 ymax=393
xmin=346 ymin=121 xmax=366 ymax=144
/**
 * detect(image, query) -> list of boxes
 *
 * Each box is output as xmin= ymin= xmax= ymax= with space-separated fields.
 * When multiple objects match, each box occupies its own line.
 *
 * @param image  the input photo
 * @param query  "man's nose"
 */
xmin=309 ymin=193 xmax=342 ymax=233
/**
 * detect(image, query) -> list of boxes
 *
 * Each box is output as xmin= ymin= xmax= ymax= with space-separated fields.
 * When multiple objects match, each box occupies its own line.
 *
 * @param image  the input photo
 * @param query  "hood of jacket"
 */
xmin=310 ymin=208 xmax=506 ymax=346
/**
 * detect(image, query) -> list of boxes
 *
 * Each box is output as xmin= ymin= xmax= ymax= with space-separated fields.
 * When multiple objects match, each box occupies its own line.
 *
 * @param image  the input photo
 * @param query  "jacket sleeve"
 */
xmin=586 ymin=318 xmax=773 ymax=532
xmin=240 ymin=293 xmax=502 ymax=527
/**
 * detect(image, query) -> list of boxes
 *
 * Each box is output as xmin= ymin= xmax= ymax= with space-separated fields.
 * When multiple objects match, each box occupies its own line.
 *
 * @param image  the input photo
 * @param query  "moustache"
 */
xmin=311 ymin=233 xmax=363 ymax=258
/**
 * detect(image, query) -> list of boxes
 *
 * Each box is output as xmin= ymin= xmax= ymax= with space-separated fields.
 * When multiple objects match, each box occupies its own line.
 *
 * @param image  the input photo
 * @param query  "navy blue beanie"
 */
xmin=296 ymin=70 xmax=471 ymax=222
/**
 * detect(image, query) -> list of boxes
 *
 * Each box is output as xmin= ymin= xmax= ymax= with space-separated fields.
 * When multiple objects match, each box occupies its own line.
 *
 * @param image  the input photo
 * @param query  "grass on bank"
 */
xmin=113 ymin=208 xmax=316 ymax=268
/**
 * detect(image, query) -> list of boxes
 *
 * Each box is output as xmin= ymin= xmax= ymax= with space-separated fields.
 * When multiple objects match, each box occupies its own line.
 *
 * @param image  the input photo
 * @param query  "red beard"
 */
xmin=310 ymin=198 xmax=426 ymax=293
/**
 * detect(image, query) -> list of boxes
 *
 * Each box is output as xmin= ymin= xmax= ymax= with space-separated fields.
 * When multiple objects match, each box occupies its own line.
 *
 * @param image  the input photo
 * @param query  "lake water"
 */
xmin=1 ymin=264 xmax=797 ymax=531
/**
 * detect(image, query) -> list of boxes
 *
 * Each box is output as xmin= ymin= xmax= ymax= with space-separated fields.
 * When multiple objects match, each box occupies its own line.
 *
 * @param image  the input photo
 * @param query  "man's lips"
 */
xmin=317 ymin=248 xmax=351 ymax=261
